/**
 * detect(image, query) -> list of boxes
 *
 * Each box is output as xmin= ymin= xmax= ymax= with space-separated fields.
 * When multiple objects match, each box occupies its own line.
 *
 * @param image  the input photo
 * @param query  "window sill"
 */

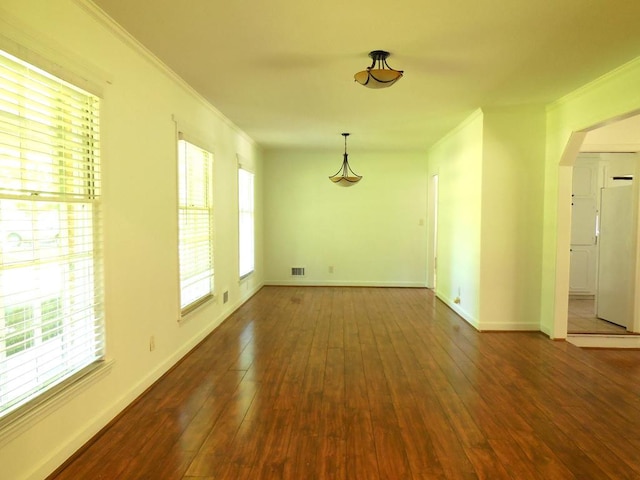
xmin=239 ymin=270 xmax=254 ymax=282
xmin=179 ymin=293 xmax=215 ymax=323
xmin=0 ymin=359 xmax=114 ymax=448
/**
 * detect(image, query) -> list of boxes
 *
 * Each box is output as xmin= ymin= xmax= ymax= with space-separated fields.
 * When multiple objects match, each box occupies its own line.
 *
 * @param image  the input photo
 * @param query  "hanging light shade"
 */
xmin=329 ymin=133 xmax=362 ymax=187
xmin=354 ymin=50 xmax=403 ymax=89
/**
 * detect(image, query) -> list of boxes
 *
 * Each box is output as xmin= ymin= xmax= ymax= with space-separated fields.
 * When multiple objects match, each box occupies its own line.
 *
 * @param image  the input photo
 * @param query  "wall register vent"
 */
xmin=291 ymin=267 xmax=306 ymax=276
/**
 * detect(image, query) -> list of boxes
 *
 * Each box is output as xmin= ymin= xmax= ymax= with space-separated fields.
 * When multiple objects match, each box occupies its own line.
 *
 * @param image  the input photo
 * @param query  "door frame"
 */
xmin=555 ymin=123 xmax=640 ymax=337
xmin=427 ymin=173 xmax=439 ymax=289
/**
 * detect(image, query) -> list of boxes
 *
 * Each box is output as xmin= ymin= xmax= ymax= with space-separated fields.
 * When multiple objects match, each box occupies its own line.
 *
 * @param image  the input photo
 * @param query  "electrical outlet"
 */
xmin=149 ymin=335 xmax=155 ymax=352
xmin=454 ymin=297 xmax=461 ymax=304
xmin=328 ymin=266 xmax=334 ymax=274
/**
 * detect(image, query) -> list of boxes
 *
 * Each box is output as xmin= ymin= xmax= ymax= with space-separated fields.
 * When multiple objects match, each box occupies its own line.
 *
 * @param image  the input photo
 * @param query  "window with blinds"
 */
xmin=238 ymin=167 xmax=254 ymax=278
xmin=178 ymin=137 xmax=213 ymax=313
xmin=0 ymin=50 xmax=103 ymax=421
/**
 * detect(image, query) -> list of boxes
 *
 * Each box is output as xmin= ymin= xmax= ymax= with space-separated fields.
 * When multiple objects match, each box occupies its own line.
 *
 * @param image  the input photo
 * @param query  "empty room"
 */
xmin=2 ymin=1 xmax=640 ymax=479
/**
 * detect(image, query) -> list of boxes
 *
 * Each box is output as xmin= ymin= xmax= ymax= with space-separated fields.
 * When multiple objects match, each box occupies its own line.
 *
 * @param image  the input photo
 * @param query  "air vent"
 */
xmin=291 ymin=267 xmax=305 ymax=276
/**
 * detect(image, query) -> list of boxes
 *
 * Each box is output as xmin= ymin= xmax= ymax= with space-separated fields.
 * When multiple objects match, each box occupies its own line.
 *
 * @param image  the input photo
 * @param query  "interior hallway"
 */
xmin=51 ymin=287 xmax=640 ymax=479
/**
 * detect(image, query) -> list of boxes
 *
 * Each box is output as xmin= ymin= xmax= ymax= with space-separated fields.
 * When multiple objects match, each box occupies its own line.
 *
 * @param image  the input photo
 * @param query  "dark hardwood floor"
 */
xmin=51 ymin=286 xmax=640 ymax=479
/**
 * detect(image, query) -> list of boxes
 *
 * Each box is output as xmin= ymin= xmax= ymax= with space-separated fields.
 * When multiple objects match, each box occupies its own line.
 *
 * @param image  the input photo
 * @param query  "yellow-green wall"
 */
xmin=428 ymin=58 xmax=640 ymax=336
xmin=480 ymin=106 xmax=546 ymax=330
xmin=264 ymin=149 xmax=428 ymax=286
xmin=426 ymin=106 xmax=546 ymax=330
xmin=427 ymin=111 xmax=483 ymax=325
xmin=3 ymin=0 xmax=640 ymax=478
xmin=542 ymin=57 xmax=640 ymax=337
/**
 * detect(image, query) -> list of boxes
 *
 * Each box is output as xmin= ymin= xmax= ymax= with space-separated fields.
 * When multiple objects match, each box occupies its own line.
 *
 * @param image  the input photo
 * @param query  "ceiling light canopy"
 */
xmin=354 ymin=50 xmax=403 ymax=89
xmin=329 ymin=133 xmax=362 ymax=187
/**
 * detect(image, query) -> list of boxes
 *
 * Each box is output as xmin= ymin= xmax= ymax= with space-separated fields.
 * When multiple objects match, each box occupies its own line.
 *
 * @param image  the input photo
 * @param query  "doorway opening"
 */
xmin=429 ymin=174 xmax=439 ymax=290
xmin=566 ymin=114 xmax=640 ymax=335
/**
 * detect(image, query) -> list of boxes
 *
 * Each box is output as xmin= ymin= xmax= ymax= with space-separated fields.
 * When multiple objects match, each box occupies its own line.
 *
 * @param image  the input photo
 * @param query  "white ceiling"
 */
xmin=91 ymin=0 xmax=640 ymax=152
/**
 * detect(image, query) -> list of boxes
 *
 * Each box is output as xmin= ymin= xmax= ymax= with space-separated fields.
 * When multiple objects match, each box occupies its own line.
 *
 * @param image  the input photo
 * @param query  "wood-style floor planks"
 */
xmin=50 ymin=286 xmax=640 ymax=479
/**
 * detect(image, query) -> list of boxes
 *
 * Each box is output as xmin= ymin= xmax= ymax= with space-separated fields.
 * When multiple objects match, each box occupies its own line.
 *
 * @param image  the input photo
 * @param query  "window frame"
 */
xmin=177 ymin=134 xmax=215 ymax=315
xmin=238 ymin=166 xmax=255 ymax=279
xmin=0 ymin=48 xmax=104 ymax=424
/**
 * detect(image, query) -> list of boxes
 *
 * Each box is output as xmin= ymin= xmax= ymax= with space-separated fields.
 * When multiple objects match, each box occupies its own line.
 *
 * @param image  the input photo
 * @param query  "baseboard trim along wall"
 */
xmin=265 ymin=281 xmax=427 ymax=288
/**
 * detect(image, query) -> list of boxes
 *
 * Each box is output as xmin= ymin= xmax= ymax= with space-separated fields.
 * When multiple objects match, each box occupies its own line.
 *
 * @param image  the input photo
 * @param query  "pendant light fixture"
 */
xmin=329 ymin=133 xmax=362 ymax=187
xmin=354 ymin=50 xmax=403 ymax=89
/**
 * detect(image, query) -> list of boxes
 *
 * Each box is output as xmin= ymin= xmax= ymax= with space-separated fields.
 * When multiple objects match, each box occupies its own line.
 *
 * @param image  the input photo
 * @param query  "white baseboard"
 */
xmin=476 ymin=322 xmax=540 ymax=332
xmin=567 ymin=334 xmax=640 ymax=349
xmin=436 ymin=294 xmax=539 ymax=332
xmin=436 ymin=293 xmax=479 ymax=330
xmin=264 ymin=280 xmax=426 ymax=288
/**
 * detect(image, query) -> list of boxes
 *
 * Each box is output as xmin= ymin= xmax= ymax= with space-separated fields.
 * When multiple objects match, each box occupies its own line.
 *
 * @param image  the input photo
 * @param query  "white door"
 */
xmin=570 ymin=159 xmax=599 ymax=295
xmin=570 ymin=247 xmax=596 ymax=292
xmin=569 ymin=196 xmax=598 ymax=294
xmin=596 ymin=185 xmax=633 ymax=327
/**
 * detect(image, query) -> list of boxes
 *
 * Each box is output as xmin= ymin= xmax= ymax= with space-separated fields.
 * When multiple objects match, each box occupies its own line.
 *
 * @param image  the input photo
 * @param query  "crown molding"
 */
xmin=428 ymin=108 xmax=483 ymax=153
xmin=547 ymin=55 xmax=640 ymax=114
xmin=74 ymin=0 xmax=257 ymax=148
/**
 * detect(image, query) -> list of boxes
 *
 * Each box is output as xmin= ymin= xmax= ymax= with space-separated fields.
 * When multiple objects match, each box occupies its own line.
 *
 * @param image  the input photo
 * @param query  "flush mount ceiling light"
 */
xmin=354 ymin=50 xmax=403 ymax=89
xmin=329 ymin=133 xmax=362 ymax=187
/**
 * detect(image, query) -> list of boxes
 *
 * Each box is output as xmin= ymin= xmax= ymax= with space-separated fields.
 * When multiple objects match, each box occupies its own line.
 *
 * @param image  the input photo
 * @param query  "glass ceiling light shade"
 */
xmin=329 ymin=133 xmax=362 ymax=187
xmin=354 ymin=50 xmax=403 ymax=89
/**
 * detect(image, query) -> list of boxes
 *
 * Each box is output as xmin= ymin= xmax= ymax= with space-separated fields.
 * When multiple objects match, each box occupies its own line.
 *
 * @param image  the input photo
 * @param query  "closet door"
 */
xmin=570 ymin=161 xmax=598 ymax=295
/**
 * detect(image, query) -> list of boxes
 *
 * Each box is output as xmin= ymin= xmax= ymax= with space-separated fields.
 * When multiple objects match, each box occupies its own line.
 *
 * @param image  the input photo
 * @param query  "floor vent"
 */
xmin=291 ymin=267 xmax=305 ymax=276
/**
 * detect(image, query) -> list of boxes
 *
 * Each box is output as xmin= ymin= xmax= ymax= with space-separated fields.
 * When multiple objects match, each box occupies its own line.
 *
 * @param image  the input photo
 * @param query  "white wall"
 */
xmin=426 ymin=111 xmax=484 ymax=325
xmin=263 ymin=149 xmax=428 ymax=286
xmin=0 ymin=1 xmax=263 ymax=479
xmin=480 ymin=106 xmax=546 ymax=330
xmin=426 ymin=106 xmax=546 ymax=331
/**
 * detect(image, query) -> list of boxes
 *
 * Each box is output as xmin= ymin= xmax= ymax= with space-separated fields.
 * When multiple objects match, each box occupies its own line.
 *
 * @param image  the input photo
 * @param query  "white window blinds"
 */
xmin=178 ymin=137 xmax=214 ymax=312
xmin=238 ymin=167 xmax=254 ymax=278
xmin=0 ymin=50 xmax=103 ymax=421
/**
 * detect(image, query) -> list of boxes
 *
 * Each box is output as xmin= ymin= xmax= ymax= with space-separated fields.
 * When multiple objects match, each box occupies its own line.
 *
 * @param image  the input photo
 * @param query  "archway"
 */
xmin=555 ymin=112 xmax=640 ymax=344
